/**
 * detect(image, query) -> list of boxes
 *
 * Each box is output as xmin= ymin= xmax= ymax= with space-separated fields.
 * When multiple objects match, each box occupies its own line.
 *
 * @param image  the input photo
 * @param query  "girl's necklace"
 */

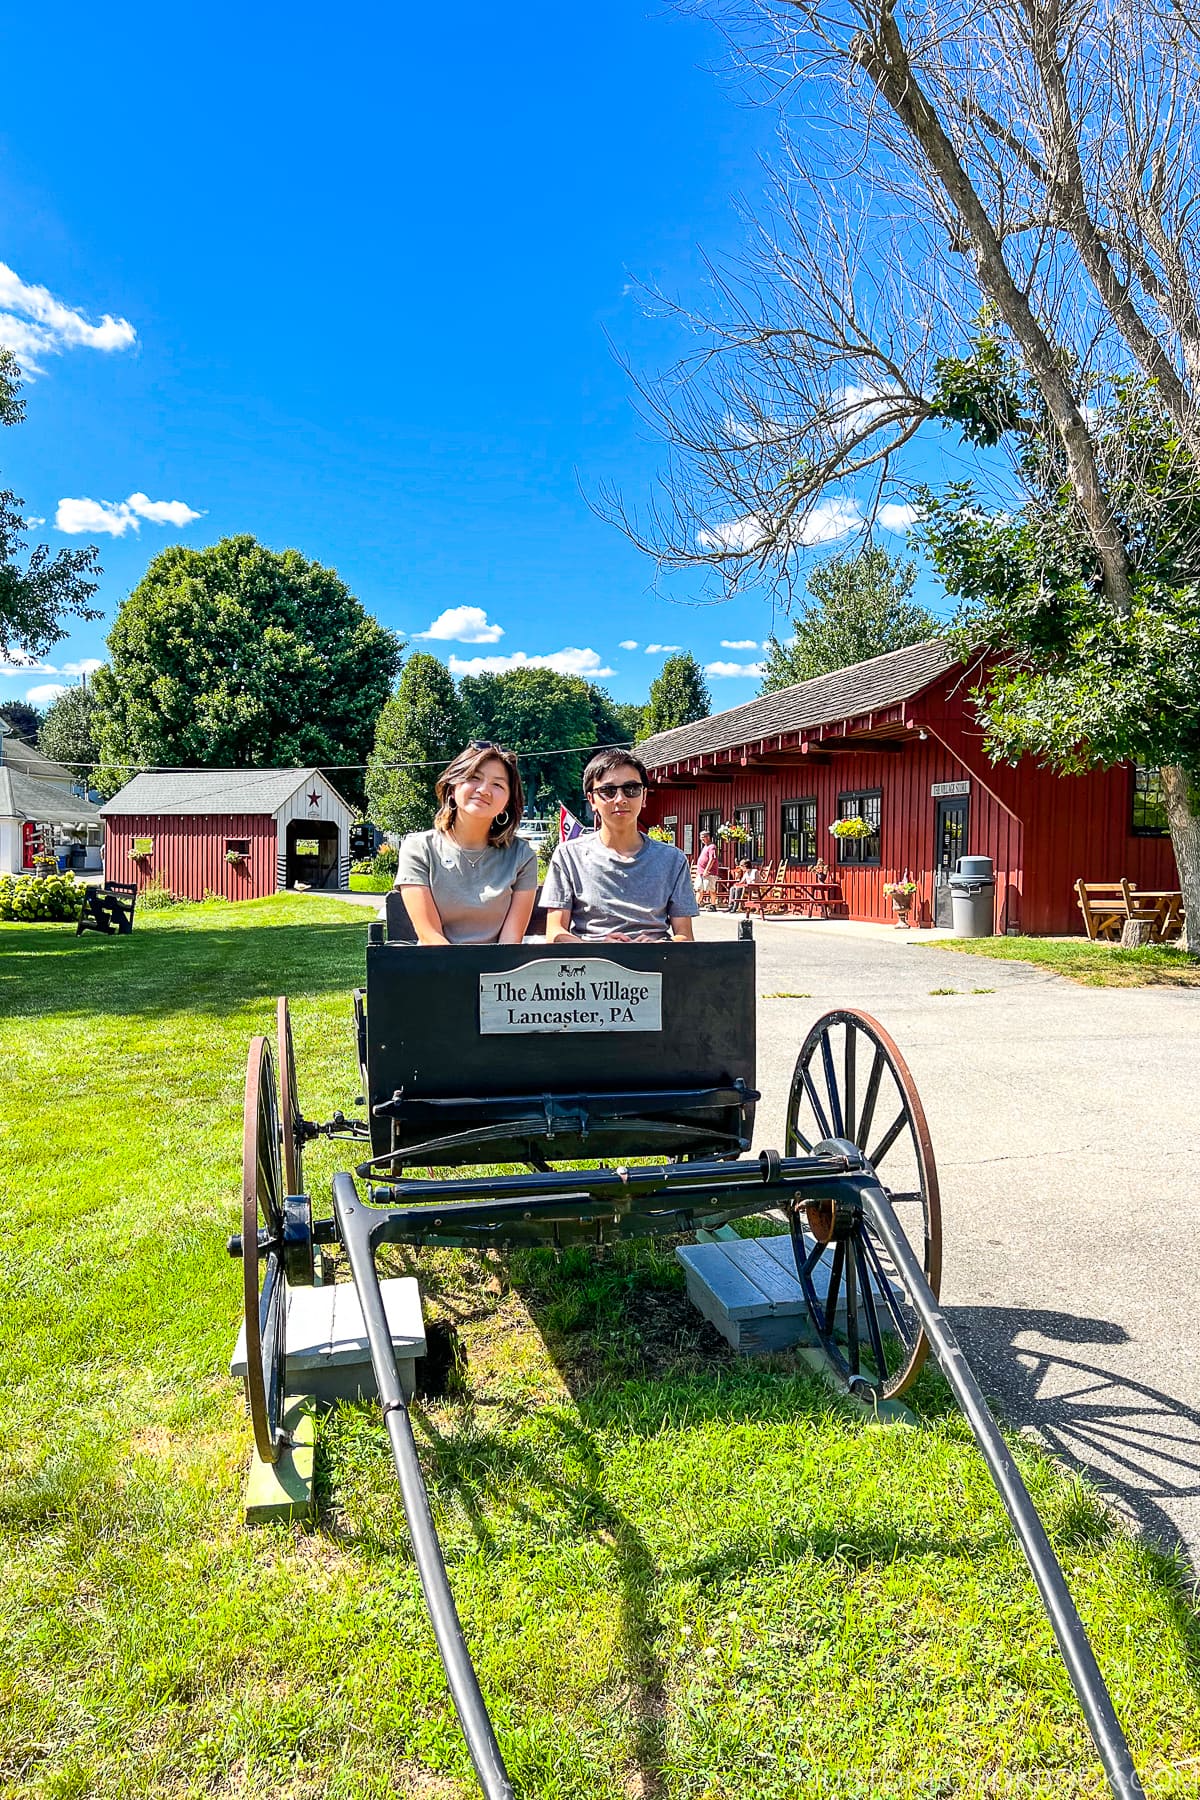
xmin=451 ymin=832 xmax=492 ymax=868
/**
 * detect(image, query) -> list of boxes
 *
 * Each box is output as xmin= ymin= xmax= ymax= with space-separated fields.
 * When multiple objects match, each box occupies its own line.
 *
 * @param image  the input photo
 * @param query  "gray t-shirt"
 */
xmin=394 ymin=829 xmax=537 ymax=944
xmin=541 ymin=832 xmax=698 ymax=940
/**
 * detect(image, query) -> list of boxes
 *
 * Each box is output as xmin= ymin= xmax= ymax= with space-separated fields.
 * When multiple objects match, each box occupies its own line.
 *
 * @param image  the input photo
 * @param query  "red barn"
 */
xmin=638 ymin=641 xmax=1177 ymax=934
xmin=100 ymin=768 xmax=355 ymax=902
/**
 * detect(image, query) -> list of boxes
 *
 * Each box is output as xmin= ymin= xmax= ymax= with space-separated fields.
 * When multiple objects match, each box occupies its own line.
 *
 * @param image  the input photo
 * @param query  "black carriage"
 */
xmin=232 ymin=921 xmax=1144 ymax=1800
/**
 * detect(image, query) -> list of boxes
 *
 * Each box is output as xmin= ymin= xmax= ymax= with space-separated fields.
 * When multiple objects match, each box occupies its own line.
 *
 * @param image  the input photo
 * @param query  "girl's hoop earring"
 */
xmin=494 ymin=810 xmax=509 ymax=828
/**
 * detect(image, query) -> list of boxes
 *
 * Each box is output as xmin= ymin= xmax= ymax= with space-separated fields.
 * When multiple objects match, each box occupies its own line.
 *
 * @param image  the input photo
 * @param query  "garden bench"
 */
xmin=76 ymin=880 xmax=138 ymax=936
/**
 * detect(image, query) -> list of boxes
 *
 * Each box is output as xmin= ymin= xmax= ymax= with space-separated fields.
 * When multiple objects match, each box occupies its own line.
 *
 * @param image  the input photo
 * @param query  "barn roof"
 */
xmin=100 ymin=767 xmax=350 ymax=817
xmin=638 ymin=639 xmax=958 ymax=769
xmin=0 ymin=721 xmax=102 ymax=824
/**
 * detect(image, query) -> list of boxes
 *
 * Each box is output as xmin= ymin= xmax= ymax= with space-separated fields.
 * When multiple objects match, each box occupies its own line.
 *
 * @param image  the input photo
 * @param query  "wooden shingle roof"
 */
xmin=638 ymin=639 xmax=957 ymax=768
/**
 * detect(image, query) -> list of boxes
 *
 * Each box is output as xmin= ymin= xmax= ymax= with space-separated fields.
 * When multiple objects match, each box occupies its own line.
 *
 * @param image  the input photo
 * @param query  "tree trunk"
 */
xmin=1160 ymin=763 xmax=1200 ymax=956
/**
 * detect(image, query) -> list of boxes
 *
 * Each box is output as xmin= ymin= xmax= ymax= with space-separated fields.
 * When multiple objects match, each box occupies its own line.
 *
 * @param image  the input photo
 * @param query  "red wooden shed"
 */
xmin=100 ymin=768 xmax=355 ymax=902
xmin=638 ymin=641 xmax=1177 ymax=934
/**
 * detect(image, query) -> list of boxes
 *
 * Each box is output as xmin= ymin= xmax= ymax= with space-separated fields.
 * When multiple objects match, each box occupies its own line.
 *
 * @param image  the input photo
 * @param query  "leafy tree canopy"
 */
xmin=641 ymin=652 xmax=711 ymax=738
xmin=0 ymin=698 xmax=43 ymax=745
xmin=37 ymin=685 xmax=101 ymax=775
xmin=760 ymin=549 xmax=939 ymax=694
xmin=365 ymin=653 xmax=465 ymax=836
xmin=459 ymin=668 xmax=602 ymax=817
xmin=92 ymin=536 xmax=402 ymax=791
xmin=0 ymin=349 xmax=102 ymax=659
xmin=917 ymin=345 xmax=1200 ymax=782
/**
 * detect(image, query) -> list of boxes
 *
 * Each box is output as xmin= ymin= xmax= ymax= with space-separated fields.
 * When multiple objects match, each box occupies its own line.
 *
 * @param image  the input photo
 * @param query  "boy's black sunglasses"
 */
xmin=590 ymin=780 xmax=645 ymax=800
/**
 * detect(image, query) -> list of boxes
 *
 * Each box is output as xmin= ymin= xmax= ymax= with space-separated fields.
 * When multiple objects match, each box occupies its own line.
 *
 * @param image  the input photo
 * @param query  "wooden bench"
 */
xmin=76 ymin=879 xmax=138 ymax=936
xmin=1074 ymin=877 xmax=1184 ymax=943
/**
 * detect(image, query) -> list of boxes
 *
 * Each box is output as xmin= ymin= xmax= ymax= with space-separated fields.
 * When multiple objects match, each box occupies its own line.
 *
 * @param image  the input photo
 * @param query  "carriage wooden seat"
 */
xmin=358 ymin=937 xmax=757 ymax=1170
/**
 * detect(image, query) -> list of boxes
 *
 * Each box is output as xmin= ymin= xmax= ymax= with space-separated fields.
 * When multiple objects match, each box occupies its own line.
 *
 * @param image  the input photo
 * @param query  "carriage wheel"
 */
xmin=278 ymin=995 xmax=304 ymax=1197
xmin=242 ymin=1035 xmax=289 ymax=1463
xmin=785 ymin=1009 xmax=942 ymax=1399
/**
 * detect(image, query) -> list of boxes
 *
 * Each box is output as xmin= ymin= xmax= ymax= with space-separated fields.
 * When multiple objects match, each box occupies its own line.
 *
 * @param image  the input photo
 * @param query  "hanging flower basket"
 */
xmin=225 ymin=849 xmax=248 ymax=866
xmin=718 ymin=821 xmax=750 ymax=844
xmin=829 ymin=816 xmax=872 ymax=840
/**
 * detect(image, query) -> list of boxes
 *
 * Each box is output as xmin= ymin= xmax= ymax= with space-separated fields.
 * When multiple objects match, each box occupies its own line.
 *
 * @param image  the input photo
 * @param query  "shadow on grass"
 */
xmin=0 ymin=920 xmax=367 ymax=1019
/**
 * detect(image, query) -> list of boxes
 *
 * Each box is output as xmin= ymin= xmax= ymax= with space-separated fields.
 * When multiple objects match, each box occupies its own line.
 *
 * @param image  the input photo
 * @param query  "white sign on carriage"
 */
xmin=479 ymin=958 xmax=663 ymax=1034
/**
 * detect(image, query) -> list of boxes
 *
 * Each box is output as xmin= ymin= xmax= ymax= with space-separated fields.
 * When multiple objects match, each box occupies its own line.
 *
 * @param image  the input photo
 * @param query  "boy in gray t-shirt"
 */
xmin=541 ymin=751 xmax=698 ymax=942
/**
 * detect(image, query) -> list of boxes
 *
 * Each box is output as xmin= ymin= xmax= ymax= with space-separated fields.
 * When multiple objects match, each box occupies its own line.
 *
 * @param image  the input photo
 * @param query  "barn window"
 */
xmin=781 ymin=798 xmax=817 ymax=865
xmin=733 ymin=804 xmax=766 ymax=861
xmin=699 ymin=808 xmax=721 ymax=843
xmin=225 ymin=838 xmax=250 ymax=857
xmin=1130 ymin=765 xmax=1169 ymax=836
xmin=835 ymin=790 xmax=882 ymax=865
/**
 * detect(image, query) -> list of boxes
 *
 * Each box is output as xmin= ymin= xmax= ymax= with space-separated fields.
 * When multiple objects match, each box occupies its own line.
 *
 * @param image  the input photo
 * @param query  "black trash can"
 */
xmin=949 ymin=855 xmax=995 ymax=937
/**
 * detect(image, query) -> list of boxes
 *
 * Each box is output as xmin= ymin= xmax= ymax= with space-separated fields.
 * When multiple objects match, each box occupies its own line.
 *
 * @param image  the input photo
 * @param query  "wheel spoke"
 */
xmin=855 ymin=1238 xmax=888 ymax=1380
xmin=825 ymin=1238 xmax=846 ymax=1329
xmin=845 ymin=1238 xmax=859 ymax=1372
xmin=868 ymin=1108 xmax=909 ymax=1171
xmin=843 ymin=1024 xmax=857 ymax=1145
xmin=819 ymin=1030 xmax=844 ymax=1139
xmin=862 ymin=1227 xmax=915 ymax=1345
xmin=801 ymin=1066 xmax=833 ymax=1143
xmin=855 ymin=1047 xmax=884 ymax=1152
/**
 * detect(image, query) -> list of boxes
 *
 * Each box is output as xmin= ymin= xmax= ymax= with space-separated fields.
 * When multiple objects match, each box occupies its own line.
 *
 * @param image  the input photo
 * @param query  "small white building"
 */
xmin=100 ymin=767 xmax=356 ymax=900
xmin=0 ymin=720 xmax=103 ymax=875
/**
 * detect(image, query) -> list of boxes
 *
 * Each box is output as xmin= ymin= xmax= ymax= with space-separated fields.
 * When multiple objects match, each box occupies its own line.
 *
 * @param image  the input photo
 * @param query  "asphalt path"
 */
xmin=692 ymin=912 xmax=1200 ymax=1571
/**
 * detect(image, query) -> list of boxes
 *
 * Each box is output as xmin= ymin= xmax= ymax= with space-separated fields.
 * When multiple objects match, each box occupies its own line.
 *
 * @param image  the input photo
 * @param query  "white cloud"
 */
xmin=62 ymin=658 xmax=104 ymax=677
xmin=832 ymin=380 xmax=905 ymax=440
xmin=644 ymin=643 xmax=682 ymax=654
xmin=878 ymin=502 xmax=919 ymax=532
xmin=720 ymin=639 xmax=759 ymax=650
xmin=26 ymin=682 xmax=68 ymax=706
xmin=704 ymin=659 xmax=766 ymax=679
xmin=698 ymin=496 xmax=865 ymax=556
xmin=618 ymin=639 xmax=639 ymax=651
xmin=415 ymin=605 xmax=504 ymax=644
xmin=447 ymin=647 xmax=615 ymax=679
xmin=22 ymin=515 xmax=45 ymax=529
xmin=55 ymin=492 xmax=203 ymax=537
xmin=1 ymin=655 xmax=59 ymax=676
xmin=0 ymin=261 xmax=136 ymax=375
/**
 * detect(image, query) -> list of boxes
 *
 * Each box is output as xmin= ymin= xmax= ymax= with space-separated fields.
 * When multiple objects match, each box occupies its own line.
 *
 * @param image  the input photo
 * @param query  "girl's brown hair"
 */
xmin=433 ymin=742 xmax=525 ymax=848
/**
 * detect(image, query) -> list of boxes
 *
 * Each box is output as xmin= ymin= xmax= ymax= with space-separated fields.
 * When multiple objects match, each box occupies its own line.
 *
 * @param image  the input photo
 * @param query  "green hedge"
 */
xmin=0 ymin=872 xmax=87 ymax=923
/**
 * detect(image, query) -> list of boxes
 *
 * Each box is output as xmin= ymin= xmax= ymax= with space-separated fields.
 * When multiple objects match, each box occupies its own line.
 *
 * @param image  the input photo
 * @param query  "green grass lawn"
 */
xmin=933 ymin=936 xmax=1200 ymax=986
xmin=3 ymin=895 xmax=1198 ymax=1798
xmin=349 ymin=873 xmax=393 ymax=893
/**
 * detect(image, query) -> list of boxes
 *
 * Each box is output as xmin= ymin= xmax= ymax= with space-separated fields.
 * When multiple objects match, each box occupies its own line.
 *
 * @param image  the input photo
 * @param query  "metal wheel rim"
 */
xmin=242 ymin=1034 xmax=287 ymax=1463
xmin=785 ymin=1007 xmax=942 ymax=1399
xmin=277 ymin=994 xmax=304 ymax=1198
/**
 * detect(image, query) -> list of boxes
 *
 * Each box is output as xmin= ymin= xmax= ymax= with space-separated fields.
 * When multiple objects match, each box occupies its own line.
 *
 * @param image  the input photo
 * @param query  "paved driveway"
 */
xmin=694 ymin=913 xmax=1200 ymax=1568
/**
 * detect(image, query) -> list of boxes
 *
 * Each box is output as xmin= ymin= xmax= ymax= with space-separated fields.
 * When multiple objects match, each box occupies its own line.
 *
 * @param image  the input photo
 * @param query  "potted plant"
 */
xmin=225 ymin=848 xmax=248 ymax=866
xmin=883 ymin=876 xmax=919 ymax=927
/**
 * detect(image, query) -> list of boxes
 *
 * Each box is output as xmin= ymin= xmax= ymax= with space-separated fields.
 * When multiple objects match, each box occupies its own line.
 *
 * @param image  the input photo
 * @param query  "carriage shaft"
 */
xmin=862 ymin=1185 xmax=1145 ymax=1800
xmin=333 ymin=1173 xmax=515 ymax=1800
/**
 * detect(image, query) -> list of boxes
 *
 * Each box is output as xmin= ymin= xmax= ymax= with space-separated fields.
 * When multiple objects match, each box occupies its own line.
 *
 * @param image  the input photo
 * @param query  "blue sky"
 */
xmin=1 ymin=0 xmax=954 ymax=714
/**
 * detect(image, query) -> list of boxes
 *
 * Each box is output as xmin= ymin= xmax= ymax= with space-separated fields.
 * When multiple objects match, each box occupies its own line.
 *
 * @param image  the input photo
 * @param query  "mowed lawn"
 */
xmin=2 ymin=897 xmax=1199 ymax=1800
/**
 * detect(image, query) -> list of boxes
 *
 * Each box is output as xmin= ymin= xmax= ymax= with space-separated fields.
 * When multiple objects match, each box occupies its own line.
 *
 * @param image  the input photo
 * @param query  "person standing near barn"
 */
xmin=694 ymin=830 xmax=719 ymax=911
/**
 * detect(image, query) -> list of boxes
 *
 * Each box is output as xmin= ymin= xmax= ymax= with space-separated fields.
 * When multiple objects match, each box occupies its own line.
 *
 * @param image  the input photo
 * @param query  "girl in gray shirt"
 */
xmin=394 ymin=744 xmax=538 ymax=944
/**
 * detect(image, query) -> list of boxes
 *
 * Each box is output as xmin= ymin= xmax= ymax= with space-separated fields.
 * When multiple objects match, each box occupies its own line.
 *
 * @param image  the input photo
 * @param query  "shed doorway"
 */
xmin=933 ymin=794 xmax=970 ymax=926
xmin=286 ymin=819 xmax=340 ymax=889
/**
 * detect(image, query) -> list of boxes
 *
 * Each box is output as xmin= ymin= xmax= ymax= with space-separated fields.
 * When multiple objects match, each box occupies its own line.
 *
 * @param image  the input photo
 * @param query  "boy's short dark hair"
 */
xmin=582 ymin=747 xmax=651 ymax=795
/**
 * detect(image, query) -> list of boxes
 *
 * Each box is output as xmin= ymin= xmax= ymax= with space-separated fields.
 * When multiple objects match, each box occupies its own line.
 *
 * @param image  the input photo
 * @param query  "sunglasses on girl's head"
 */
xmin=591 ymin=781 xmax=645 ymax=800
xmin=468 ymin=738 xmax=513 ymax=757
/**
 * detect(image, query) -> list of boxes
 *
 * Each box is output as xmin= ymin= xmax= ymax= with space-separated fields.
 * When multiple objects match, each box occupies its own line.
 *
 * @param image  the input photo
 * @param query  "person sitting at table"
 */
xmin=541 ymin=749 xmax=697 ymax=942
xmin=726 ymin=859 xmax=757 ymax=911
xmin=394 ymin=742 xmax=538 ymax=944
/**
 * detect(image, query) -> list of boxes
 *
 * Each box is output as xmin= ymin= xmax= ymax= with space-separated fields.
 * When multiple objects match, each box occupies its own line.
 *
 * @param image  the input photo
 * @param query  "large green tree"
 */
xmin=760 ymin=549 xmax=938 ymax=693
xmin=37 ymin=685 xmax=101 ymax=774
xmin=459 ymin=668 xmax=598 ymax=816
xmin=0 ymin=349 xmax=102 ymax=659
xmin=0 ymin=699 xmax=42 ymax=744
xmin=93 ymin=536 xmax=401 ymax=789
xmin=641 ymin=652 xmax=711 ymax=739
xmin=365 ymin=653 xmax=465 ymax=835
